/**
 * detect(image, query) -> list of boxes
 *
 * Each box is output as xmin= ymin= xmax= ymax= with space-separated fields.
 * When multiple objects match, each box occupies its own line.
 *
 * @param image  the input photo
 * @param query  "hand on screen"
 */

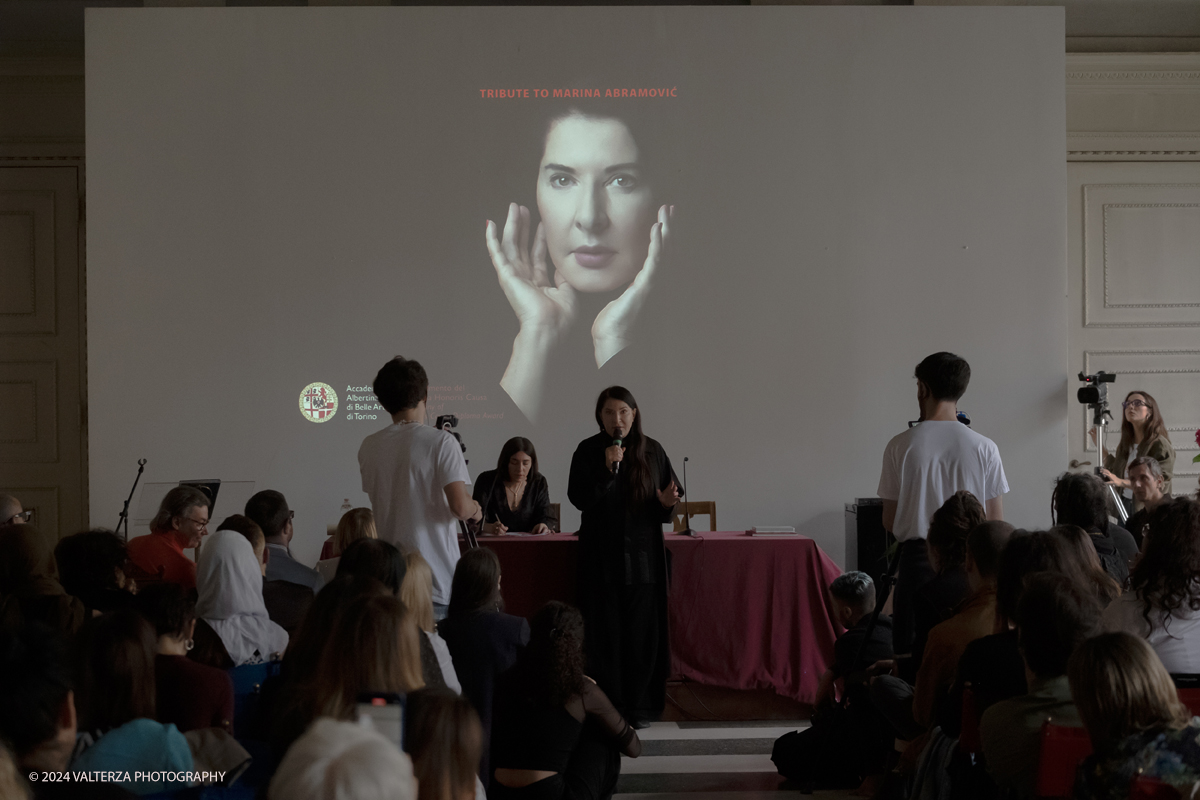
xmin=592 ymin=205 xmax=671 ymax=368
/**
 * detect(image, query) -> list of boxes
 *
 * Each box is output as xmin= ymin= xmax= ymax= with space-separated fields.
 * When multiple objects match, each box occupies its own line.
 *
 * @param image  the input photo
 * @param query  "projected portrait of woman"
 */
xmin=485 ymin=104 xmax=674 ymax=421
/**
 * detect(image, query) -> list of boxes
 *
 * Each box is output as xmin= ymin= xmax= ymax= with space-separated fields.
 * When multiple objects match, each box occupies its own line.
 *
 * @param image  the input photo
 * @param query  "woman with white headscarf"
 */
xmin=192 ymin=529 xmax=289 ymax=667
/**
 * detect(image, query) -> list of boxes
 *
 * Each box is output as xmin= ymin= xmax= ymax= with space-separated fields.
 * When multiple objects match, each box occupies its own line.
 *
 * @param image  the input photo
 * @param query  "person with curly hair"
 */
xmin=1052 ymin=472 xmax=1138 ymax=584
xmin=491 ymin=601 xmax=641 ymax=800
xmin=1101 ymin=496 xmax=1200 ymax=673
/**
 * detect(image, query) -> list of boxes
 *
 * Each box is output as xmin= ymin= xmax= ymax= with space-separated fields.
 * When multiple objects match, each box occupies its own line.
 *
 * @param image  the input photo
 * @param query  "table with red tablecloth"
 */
xmin=466 ymin=532 xmax=844 ymax=705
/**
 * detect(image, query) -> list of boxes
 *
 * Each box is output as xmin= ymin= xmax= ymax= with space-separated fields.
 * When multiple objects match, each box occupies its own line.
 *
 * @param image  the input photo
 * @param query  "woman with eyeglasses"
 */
xmin=1090 ymin=391 xmax=1176 ymax=508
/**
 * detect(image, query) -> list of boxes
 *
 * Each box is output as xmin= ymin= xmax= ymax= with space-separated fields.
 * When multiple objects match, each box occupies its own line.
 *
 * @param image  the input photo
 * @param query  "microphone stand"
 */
xmin=677 ymin=456 xmax=695 ymax=536
xmin=116 ymin=458 xmax=147 ymax=542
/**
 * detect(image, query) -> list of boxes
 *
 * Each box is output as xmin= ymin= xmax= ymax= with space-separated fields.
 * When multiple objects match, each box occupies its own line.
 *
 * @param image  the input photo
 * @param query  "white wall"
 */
xmin=86 ymin=7 xmax=1068 ymax=566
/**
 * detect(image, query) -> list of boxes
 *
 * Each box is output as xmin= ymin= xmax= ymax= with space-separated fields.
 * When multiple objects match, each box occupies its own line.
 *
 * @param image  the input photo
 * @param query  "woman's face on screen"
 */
xmin=537 ymin=114 xmax=656 ymax=293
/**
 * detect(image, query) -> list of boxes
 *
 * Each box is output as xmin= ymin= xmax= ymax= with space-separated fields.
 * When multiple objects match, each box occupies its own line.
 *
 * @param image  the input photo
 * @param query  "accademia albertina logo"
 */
xmin=299 ymin=382 xmax=338 ymax=423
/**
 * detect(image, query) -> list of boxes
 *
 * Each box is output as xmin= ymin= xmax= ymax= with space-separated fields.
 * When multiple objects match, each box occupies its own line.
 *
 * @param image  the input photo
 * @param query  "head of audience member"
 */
xmin=496 ymin=437 xmax=540 ymax=484
xmin=405 ymin=690 xmax=483 ymax=800
xmin=1129 ymin=457 xmax=1167 ymax=509
xmin=196 ymin=529 xmax=288 ymax=665
xmin=135 ymin=582 xmax=197 ymax=657
xmin=72 ymin=609 xmax=156 ymax=733
xmin=400 ymin=552 xmax=436 ymax=634
xmin=0 ymin=524 xmax=67 ymax=600
xmin=0 ymin=624 xmax=76 ymax=773
xmin=313 ymin=594 xmax=424 ymax=721
xmin=828 ymin=571 xmax=875 ymax=630
xmin=245 ymin=490 xmax=293 ymax=547
xmin=1053 ymin=472 xmax=1111 ymax=535
xmin=1016 ymin=572 xmax=1102 ymax=682
xmin=913 ymin=352 xmax=970 ymax=415
xmin=1119 ymin=390 xmax=1168 ymax=447
xmin=268 ymin=717 xmax=417 ymax=800
xmin=149 ymin=486 xmax=211 ymax=549
xmin=336 ymin=539 xmax=406 ymax=595
xmin=447 ymin=547 xmax=503 ymax=617
xmin=926 ymin=490 xmax=986 ymax=574
xmin=54 ymin=530 xmax=135 ymax=612
xmin=334 ymin=508 xmax=378 ymax=559
xmin=284 ymin=575 xmax=391 ymax=685
xmin=1048 ymin=524 xmax=1123 ymax=605
xmin=218 ymin=514 xmax=268 ymax=576
xmin=515 ymin=601 xmax=587 ymax=705
xmin=373 ymin=356 xmax=429 ymax=421
xmin=964 ymin=520 xmax=1014 ymax=593
xmin=996 ymin=530 xmax=1090 ymax=630
xmin=0 ymin=495 xmax=28 ymax=528
xmin=1129 ymin=497 xmax=1200 ymax=620
xmin=1068 ymin=632 xmax=1191 ymax=755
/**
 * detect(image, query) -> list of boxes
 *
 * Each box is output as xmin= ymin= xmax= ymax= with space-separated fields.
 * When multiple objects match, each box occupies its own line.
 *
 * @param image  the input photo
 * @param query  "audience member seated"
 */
xmin=316 ymin=507 xmax=378 ymax=584
xmin=402 ymin=551 xmax=462 ymax=694
xmin=408 ymin=691 xmax=484 ymax=800
xmin=134 ymin=582 xmax=234 ymax=734
xmin=190 ymin=529 xmax=289 ymax=669
xmin=268 ymin=717 xmax=417 ymax=800
xmin=280 ymin=575 xmax=390 ymax=686
xmin=1102 ymin=497 xmax=1200 ymax=674
xmin=439 ymin=547 xmax=531 ymax=783
xmin=473 ymin=437 xmax=555 ymax=535
xmin=335 ymin=537 xmax=407 ymax=595
xmin=0 ymin=624 xmax=135 ymax=799
xmin=1052 ymin=472 xmax=1138 ymax=584
xmin=126 ymin=485 xmax=210 ymax=590
xmin=1069 ymin=632 xmax=1200 ymax=800
xmin=219 ymin=513 xmax=313 ymax=637
xmin=54 ymin=530 xmax=137 ymax=616
xmin=979 ymin=572 xmax=1101 ymax=799
xmin=1123 ymin=456 xmax=1172 ymax=549
xmin=871 ymin=520 xmax=1011 ymax=739
xmin=1047 ymin=524 xmax=1123 ymax=606
xmin=907 ymin=490 xmax=985 ymax=682
xmin=772 ymin=572 xmax=892 ymax=789
xmin=245 ymin=489 xmax=324 ymax=594
xmin=272 ymin=593 xmax=424 ymax=756
xmin=0 ymin=494 xmax=32 ymax=528
xmin=943 ymin=527 xmax=1074 ymax=736
xmin=493 ymin=602 xmax=641 ymax=800
xmin=70 ymin=610 xmax=194 ymax=795
xmin=0 ymin=525 xmax=85 ymax=635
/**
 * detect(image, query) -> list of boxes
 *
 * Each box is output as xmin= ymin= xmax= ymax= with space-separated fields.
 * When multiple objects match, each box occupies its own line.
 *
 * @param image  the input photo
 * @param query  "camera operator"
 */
xmin=878 ymin=352 xmax=1009 ymax=656
xmin=1089 ymin=391 xmax=1175 ymax=507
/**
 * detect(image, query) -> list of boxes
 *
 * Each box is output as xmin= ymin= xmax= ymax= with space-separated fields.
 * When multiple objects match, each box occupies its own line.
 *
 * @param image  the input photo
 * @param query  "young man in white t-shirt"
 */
xmin=877 ymin=352 xmax=1008 ymax=655
xmin=358 ymin=357 xmax=482 ymax=619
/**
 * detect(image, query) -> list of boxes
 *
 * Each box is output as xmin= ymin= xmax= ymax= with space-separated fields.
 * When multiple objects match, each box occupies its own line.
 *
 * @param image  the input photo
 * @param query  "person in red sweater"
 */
xmin=126 ymin=486 xmax=210 ymax=591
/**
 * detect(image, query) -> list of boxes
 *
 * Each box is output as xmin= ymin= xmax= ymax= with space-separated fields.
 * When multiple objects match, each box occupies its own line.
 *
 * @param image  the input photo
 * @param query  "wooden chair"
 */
xmin=1033 ymin=722 xmax=1093 ymax=799
xmin=548 ymin=503 xmax=561 ymax=533
xmin=957 ymin=686 xmax=982 ymax=759
xmin=673 ymin=501 xmax=716 ymax=532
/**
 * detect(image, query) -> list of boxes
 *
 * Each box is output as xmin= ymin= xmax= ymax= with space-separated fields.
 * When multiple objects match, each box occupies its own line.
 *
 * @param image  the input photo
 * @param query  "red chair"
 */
xmin=1034 ymin=722 xmax=1093 ymax=799
xmin=1177 ymin=688 xmax=1200 ymax=716
xmin=958 ymin=685 xmax=983 ymax=759
xmin=1129 ymin=776 xmax=1183 ymax=800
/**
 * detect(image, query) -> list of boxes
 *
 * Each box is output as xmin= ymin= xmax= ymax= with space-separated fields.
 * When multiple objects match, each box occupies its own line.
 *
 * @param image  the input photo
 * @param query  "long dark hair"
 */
xmin=447 ymin=547 xmax=503 ymax=617
xmin=926 ymin=491 xmax=985 ymax=572
xmin=495 ymin=437 xmax=540 ymax=482
xmin=595 ymin=386 xmax=654 ymax=505
xmin=1119 ymin=390 xmax=1170 ymax=448
xmin=406 ymin=690 xmax=482 ymax=800
xmin=513 ymin=601 xmax=587 ymax=707
xmin=1129 ymin=497 xmax=1200 ymax=634
xmin=336 ymin=539 xmax=406 ymax=595
xmin=73 ymin=609 xmax=157 ymax=732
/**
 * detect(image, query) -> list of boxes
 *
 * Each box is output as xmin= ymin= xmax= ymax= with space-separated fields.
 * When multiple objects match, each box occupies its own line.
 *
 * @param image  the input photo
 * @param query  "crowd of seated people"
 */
xmin=1 ymin=451 xmax=1197 ymax=800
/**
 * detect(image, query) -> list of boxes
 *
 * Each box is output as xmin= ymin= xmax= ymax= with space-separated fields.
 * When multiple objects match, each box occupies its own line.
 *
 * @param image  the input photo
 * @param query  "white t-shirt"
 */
xmin=1103 ymin=592 xmax=1200 ymax=674
xmin=877 ymin=420 xmax=1009 ymax=542
xmin=358 ymin=422 xmax=471 ymax=605
xmin=424 ymin=629 xmax=462 ymax=695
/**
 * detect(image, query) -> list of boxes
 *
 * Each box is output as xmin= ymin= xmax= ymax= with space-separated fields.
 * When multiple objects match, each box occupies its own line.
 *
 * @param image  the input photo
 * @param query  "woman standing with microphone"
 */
xmin=568 ymin=386 xmax=679 ymax=728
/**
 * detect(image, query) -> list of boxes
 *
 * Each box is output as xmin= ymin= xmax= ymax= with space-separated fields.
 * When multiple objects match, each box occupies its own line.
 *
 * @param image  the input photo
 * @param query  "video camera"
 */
xmin=435 ymin=414 xmax=467 ymax=463
xmin=1076 ymin=371 xmax=1116 ymax=408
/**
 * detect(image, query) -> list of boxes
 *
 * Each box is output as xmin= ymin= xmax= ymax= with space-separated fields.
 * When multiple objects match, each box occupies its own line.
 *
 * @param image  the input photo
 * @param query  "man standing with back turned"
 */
xmin=877 ymin=352 xmax=1008 ymax=656
xmin=359 ymin=356 xmax=482 ymax=621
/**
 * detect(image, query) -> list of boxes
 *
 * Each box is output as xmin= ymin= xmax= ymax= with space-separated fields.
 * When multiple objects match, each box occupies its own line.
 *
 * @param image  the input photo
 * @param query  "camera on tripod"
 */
xmin=1077 ymin=371 xmax=1116 ymax=407
xmin=435 ymin=414 xmax=466 ymax=462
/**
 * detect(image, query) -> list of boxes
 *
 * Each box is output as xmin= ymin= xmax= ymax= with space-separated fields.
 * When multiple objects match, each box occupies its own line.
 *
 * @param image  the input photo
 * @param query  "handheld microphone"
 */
xmin=611 ymin=429 xmax=624 ymax=475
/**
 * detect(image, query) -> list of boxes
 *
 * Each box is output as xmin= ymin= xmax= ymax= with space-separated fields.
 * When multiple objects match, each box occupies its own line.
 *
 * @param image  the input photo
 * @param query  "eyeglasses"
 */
xmin=182 ymin=516 xmax=209 ymax=529
xmin=3 ymin=510 xmax=33 ymax=525
xmin=1123 ymin=399 xmax=1148 ymax=409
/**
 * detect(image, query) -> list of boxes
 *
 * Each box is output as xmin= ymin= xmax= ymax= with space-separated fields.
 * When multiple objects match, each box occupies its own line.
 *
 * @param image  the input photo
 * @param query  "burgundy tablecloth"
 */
xmin=467 ymin=532 xmax=844 ymax=704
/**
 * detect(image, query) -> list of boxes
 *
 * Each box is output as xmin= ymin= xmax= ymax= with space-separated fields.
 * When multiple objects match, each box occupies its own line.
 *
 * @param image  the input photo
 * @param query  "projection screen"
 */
xmin=87 ymin=7 xmax=1067 ymax=565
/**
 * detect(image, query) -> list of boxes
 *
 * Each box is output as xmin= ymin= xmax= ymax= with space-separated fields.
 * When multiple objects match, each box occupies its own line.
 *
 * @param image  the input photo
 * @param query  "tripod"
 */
xmin=116 ymin=459 xmax=147 ymax=541
xmin=1090 ymin=405 xmax=1129 ymax=525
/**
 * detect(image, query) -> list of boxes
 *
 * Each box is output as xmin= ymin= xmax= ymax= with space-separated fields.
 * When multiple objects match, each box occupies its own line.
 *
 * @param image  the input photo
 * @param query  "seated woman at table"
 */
xmin=473 ymin=437 xmax=554 ymax=534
